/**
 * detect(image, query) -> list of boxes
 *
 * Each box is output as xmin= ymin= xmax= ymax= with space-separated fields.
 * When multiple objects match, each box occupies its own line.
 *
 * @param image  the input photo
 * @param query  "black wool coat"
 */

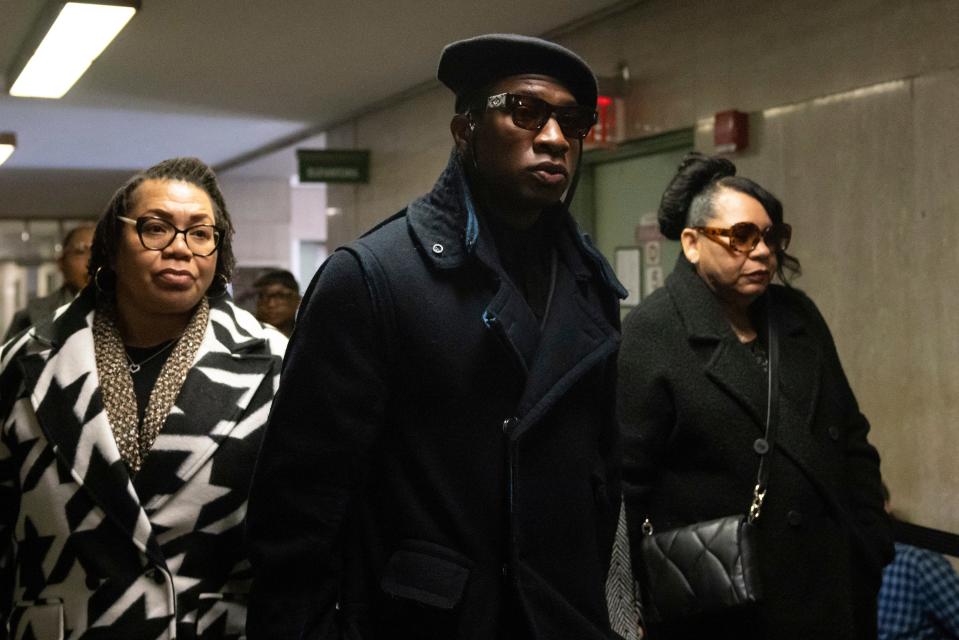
xmin=246 ymin=153 xmax=628 ymax=640
xmin=619 ymin=255 xmax=893 ymax=640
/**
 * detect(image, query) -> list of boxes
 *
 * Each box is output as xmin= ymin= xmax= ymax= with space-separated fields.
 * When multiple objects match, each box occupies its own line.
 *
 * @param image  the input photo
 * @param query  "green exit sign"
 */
xmin=297 ymin=149 xmax=370 ymax=183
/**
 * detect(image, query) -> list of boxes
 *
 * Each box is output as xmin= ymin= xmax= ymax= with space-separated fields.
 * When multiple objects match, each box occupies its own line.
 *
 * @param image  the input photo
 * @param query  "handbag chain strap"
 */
xmin=748 ymin=296 xmax=780 ymax=524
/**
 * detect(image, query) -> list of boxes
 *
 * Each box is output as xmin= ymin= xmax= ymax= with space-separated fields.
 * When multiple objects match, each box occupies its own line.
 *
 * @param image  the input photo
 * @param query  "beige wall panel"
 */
xmin=353 ymin=88 xmax=451 ymax=233
xmin=903 ymin=68 xmax=959 ymax=528
xmin=325 ymin=123 xmax=359 ymax=249
xmin=220 ymin=177 xmax=292 ymax=267
xmin=561 ymin=0 xmax=959 ymax=139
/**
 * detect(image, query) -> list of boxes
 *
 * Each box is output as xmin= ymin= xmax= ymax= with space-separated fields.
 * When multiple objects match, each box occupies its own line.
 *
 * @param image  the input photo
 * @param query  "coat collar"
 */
xmin=19 ymin=288 xmax=282 ymax=564
xmin=666 ymin=254 xmax=820 ymax=433
xmin=404 ymin=151 xmax=625 ymax=436
xmin=405 ymin=150 xmax=627 ymax=300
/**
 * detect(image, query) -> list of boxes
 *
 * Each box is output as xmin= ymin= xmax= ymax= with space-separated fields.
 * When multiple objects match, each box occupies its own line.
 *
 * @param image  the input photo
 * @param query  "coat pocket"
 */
xmin=195 ymin=592 xmax=247 ymax=640
xmin=10 ymin=600 xmax=64 ymax=640
xmin=379 ymin=539 xmax=472 ymax=610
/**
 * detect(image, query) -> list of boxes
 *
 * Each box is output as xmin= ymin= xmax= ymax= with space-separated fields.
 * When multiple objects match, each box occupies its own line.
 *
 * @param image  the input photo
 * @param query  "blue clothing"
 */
xmin=878 ymin=542 xmax=959 ymax=639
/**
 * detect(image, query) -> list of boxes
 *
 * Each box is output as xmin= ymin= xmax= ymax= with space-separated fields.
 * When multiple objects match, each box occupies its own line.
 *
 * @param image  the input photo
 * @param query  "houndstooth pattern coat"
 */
xmin=0 ymin=289 xmax=286 ymax=639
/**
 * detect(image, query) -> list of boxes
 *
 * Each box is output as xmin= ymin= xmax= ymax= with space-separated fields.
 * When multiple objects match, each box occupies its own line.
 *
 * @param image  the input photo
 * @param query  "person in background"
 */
xmin=878 ymin=482 xmax=959 ymax=639
xmin=247 ymin=34 xmax=627 ymax=640
xmin=3 ymin=223 xmax=95 ymax=342
xmin=0 ymin=157 xmax=287 ymax=638
xmin=253 ymin=269 xmax=300 ymax=337
xmin=619 ymin=152 xmax=892 ymax=639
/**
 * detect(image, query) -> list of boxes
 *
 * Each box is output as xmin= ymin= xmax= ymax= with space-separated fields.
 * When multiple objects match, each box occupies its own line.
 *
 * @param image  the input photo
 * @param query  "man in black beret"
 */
xmin=247 ymin=34 xmax=627 ymax=640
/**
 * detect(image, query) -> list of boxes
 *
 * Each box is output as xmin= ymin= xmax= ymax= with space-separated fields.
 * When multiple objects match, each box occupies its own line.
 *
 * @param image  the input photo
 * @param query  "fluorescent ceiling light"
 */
xmin=0 ymin=133 xmax=15 ymax=167
xmin=9 ymin=2 xmax=137 ymax=99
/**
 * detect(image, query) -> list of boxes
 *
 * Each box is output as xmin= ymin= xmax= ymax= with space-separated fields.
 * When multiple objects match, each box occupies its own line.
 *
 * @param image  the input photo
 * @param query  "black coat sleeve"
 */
xmin=795 ymin=292 xmax=894 ymax=575
xmin=246 ymin=250 xmax=389 ymax=639
xmin=617 ymin=306 xmax=676 ymax=565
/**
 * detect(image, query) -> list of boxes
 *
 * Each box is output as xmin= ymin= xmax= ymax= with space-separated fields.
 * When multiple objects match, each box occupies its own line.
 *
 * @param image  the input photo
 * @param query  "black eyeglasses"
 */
xmin=694 ymin=222 xmax=792 ymax=254
xmin=119 ymin=216 xmax=222 ymax=257
xmin=257 ymin=290 xmax=298 ymax=304
xmin=484 ymin=92 xmax=597 ymax=139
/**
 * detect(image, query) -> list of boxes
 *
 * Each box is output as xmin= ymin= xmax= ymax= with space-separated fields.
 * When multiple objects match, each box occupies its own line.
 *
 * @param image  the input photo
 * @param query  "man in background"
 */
xmin=253 ymin=269 xmax=300 ymax=337
xmin=3 ymin=224 xmax=94 ymax=342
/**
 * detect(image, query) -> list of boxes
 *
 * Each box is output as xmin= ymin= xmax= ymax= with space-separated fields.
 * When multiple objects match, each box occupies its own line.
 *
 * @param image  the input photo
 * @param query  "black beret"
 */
xmin=438 ymin=33 xmax=598 ymax=112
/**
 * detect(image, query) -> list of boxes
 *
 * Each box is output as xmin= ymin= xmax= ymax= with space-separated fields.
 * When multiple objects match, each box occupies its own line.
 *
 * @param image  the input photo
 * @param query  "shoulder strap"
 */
xmin=749 ymin=297 xmax=780 ymax=523
xmin=337 ymin=239 xmax=397 ymax=362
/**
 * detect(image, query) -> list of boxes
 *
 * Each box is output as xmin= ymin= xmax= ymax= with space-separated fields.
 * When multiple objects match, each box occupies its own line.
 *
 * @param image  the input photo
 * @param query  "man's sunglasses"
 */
xmin=694 ymin=222 xmax=792 ymax=254
xmin=485 ymin=93 xmax=597 ymax=139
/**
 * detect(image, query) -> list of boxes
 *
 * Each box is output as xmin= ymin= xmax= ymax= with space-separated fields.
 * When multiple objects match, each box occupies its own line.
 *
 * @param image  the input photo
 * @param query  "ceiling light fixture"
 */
xmin=7 ymin=1 xmax=139 ymax=99
xmin=0 ymin=133 xmax=16 ymax=167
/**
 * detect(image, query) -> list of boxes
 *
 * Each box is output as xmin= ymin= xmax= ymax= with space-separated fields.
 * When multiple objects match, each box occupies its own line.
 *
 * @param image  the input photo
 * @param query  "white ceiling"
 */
xmin=0 ymin=0 xmax=630 ymax=219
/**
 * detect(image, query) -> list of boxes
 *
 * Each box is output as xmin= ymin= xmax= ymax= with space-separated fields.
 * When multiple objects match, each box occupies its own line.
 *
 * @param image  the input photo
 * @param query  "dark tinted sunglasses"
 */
xmin=485 ymin=92 xmax=597 ymax=139
xmin=694 ymin=222 xmax=792 ymax=254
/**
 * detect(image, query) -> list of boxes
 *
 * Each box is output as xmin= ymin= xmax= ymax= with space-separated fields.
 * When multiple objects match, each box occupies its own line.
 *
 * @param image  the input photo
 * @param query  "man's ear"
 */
xmin=680 ymin=228 xmax=700 ymax=265
xmin=450 ymin=114 xmax=473 ymax=155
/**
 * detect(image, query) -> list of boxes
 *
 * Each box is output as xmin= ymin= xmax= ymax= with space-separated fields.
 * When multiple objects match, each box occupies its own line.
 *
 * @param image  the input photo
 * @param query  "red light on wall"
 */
xmin=714 ymin=110 xmax=749 ymax=153
xmin=591 ymin=94 xmax=615 ymax=144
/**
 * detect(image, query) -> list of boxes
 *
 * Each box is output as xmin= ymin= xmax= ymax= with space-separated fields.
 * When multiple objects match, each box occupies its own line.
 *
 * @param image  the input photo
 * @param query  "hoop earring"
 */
xmin=94 ymin=267 xmax=113 ymax=294
xmin=206 ymin=273 xmax=230 ymax=299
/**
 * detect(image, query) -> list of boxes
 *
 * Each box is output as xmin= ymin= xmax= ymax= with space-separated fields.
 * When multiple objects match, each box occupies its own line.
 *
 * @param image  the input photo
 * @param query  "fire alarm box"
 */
xmin=714 ymin=110 xmax=749 ymax=153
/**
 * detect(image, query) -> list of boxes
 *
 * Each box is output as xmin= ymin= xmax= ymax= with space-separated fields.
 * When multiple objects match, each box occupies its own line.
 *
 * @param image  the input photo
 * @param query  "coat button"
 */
xmin=753 ymin=438 xmax=769 ymax=455
xmin=85 ymin=575 xmax=102 ymax=590
xmin=431 ymin=243 xmax=444 ymax=254
xmin=147 ymin=568 xmax=165 ymax=584
xmin=828 ymin=426 xmax=841 ymax=441
xmin=787 ymin=510 xmax=803 ymax=527
xmin=501 ymin=563 xmax=509 ymax=577
xmin=502 ymin=417 xmax=517 ymax=434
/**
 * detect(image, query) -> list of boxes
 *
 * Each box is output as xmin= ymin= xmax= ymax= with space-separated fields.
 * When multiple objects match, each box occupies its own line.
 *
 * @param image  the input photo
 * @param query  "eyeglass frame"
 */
xmin=484 ymin=92 xmax=598 ymax=139
xmin=118 ymin=215 xmax=222 ymax=257
xmin=61 ymin=242 xmax=92 ymax=257
xmin=693 ymin=222 xmax=792 ymax=254
xmin=256 ymin=289 xmax=299 ymax=304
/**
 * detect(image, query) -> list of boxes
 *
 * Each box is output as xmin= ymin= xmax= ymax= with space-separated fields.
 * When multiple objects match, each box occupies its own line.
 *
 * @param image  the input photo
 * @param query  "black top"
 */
xmin=125 ymin=341 xmax=175 ymax=426
xmin=484 ymin=213 xmax=555 ymax=324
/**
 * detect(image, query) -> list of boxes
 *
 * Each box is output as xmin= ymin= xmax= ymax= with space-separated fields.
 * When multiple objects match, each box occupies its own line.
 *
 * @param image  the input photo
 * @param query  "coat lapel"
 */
xmin=703 ymin=341 xmax=768 ymax=432
xmin=774 ymin=295 xmax=822 ymax=436
xmin=511 ymin=227 xmax=620 ymax=439
xmin=669 ymin=256 xmax=826 ymax=443
xmin=22 ymin=295 xmax=162 ymax=564
xmin=133 ymin=299 xmax=280 ymax=513
xmin=403 ymin=151 xmax=624 ymax=432
xmin=668 ymin=257 xmax=768 ymax=431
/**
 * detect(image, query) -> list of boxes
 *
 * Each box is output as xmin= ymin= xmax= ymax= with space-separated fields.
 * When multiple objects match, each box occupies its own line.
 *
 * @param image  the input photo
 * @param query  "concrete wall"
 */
xmin=323 ymin=0 xmax=959 ymax=532
xmin=219 ymin=177 xmax=293 ymax=268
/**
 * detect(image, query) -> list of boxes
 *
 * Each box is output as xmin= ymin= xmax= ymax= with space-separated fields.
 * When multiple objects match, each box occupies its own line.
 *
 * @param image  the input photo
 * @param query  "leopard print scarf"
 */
xmin=93 ymin=298 xmax=209 ymax=474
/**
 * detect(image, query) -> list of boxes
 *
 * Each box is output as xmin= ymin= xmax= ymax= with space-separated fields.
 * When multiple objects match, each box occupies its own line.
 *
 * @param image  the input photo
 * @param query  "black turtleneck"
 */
xmin=483 ymin=212 xmax=555 ymax=324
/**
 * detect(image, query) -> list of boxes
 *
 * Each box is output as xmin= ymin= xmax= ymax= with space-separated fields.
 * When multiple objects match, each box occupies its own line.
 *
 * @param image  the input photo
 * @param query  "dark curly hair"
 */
xmin=88 ymin=157 xmax=235 ymax=297
xmin=658 ymin=152 xmax=800 ymax=282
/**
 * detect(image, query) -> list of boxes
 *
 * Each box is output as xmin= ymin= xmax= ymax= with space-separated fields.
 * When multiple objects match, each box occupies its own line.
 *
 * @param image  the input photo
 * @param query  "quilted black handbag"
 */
xmin=637 ymin=311 xmax=780 ymax=625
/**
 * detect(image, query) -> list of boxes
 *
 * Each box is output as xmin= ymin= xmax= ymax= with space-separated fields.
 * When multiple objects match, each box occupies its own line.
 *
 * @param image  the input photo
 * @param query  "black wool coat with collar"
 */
xmin=246 ymin=152 xmax=628 ymax=640
xmin=0 ymin=287 xmax=287 ymax=640
xmin=619 ymin=255 xmax=894 ymax=640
